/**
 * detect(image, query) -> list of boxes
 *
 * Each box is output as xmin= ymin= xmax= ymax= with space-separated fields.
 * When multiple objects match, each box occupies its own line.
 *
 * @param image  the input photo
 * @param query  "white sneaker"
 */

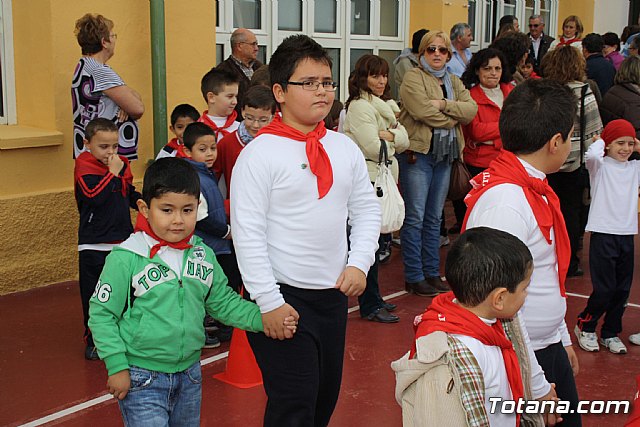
xmin=629 ymin=333 xmax=640 ymax=346
xmin=439 ymin=236 xmax=450 ymax=247
xmin=574 ymin=326 xmax=599 ymax=352
xmin=600 ymin=337 xmax=627 ymax=354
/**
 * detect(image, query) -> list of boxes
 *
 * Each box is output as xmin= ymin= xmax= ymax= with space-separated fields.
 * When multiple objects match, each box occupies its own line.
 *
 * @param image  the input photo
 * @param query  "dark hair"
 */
xmin=412 ymin=29 xmax=429 ymax=53
xmin=142 ymin=158 xmax=200 ymax=206
xmin=170 ymin=104 xmax=200 ymax=126
xmin=445 ymin=227 xmax=533 ymax=306
xmin=500 ymin=79 xmax=576 ymax=154
xmin=489 ymin=32 xmax=531 ymax=74
xmin=621 ymin=25 xmax=640 ymax=44
xmin=201 ymin=67 xmax=240 ymax=101
xmin=85 ymin=117 xmax=117 ymax=140
xmin=75 ymin=14 xmax=113 ymax=55
xmin=324 ymin=99 xmax=344 ymax=130
xmin=269 ymin=35 xmax=333 ymax=91
xmin=345 ymin=54 xmax=390 ymax=109
xmin=582 ymin=33 xmax=604 ymax=54
xmin=242 ymin=85 xmax=277 ymax=113
xmin=524 ymin=54 xmax=535 ymax=66
xmin=182 ymin=122 xmax=216 ymax=150
xmin=499 ymin=15 xmax=517 ymax=28
xmin=461 ymin=48 xmax=512 ymax=88
xmin=250 ymin=64 xmax=271 ymax=88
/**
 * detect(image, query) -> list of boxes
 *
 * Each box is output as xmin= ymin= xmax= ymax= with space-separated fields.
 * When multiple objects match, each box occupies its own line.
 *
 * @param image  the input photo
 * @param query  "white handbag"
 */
xmin=374 ymin=139 xmax=405 ymax=234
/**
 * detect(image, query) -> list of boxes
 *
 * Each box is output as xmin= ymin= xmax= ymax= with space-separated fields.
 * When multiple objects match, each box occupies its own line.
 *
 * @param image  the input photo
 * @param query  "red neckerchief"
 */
xmin=462 ymin=150 xmax=570 ymax=295
xmin=625 ymin=375 xmax=640 ymax=426
xmin=134 ymin=214 xmax=193 ymax=259
xmin=74 ymin=151 xmax=133 ymax=197
xmin=199 ymin=110 xmax=238 ymax=140
xmin=257 ymin=115 xmax=333 ymax=199
xmin=166 ymin=138 xmax=188 ymax=158
xmin=413 ymin=292 xmax=524 ymax=426
xmin=558 ymin=36 xmax=581 ymax=46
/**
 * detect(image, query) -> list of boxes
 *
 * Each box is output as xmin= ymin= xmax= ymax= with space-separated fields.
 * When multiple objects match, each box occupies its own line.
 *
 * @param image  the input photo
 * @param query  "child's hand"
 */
xmin=262 ymin=303 xmax=299 ymax=340
xmin=592 ymin=134 xmax=601 ymax=143
xmin=283 ymin=315 xmax=298 ymax=335
xmin=107 ymin=369 xmax=130 ymax=400
xmin=108 ymin=153 xmax=124 ymax=176
xmin=634 ymin=138 xmax=640 ymax=153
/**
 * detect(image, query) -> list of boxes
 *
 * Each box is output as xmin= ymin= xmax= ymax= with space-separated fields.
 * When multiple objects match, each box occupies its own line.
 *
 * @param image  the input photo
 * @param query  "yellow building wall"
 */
xmin=410 ymin=0 xmax=469 ymax=39
xmin=0 ymin=0 xmax=215 ymax=295
xmin=557 ymin=0 xmax=596 ymax=36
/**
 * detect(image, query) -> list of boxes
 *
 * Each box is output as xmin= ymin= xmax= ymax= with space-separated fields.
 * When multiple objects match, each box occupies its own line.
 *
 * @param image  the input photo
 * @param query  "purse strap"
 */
xmin=579 ymin=83 xmax=588 ymax=165
xmin=378 ymin=139 xmax=392 ymax=166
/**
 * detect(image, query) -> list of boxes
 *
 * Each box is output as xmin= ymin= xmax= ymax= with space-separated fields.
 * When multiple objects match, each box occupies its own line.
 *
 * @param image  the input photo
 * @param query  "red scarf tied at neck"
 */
xmin=134 ymin=214 xmax=193 ymax=259
xmin=257 ymin=115 xmax=333 ymax=199
xmin=166 ymin=138 xmax=188 ymax=159
xmin=414 ymin=292 xmax=524 ymax=426
xmin=74 ymin=151 xmax=133 ymax=197
xmin=462 ymin=149 xmax=570 ymax=296
xmin=558 ymin=36 xmax=581 ymax=46
xmin=199 ymin=109 xmax=238 ymax=141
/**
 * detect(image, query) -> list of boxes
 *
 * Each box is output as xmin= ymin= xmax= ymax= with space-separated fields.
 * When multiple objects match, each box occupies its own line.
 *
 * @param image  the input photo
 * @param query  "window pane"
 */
xmin=279 ymin=0 xmax=302 ymax=31
xmin=380 ymin=0 xmax=398 ymax=37
xmin=378 ymin=49 xmax=401 ymax=99
xmin=468 ymin=0 xmax=477 ymax=41
xmin=326 ymin=48 xmax=341 ymax=90
xmin=216 ymin=44 xmax=224 ymax=66
xmin=351 ymin=0 xmax=371 ymax=35
xmin=315 ymin=0 xmax=337 ymax=33
xmin=504 ymin=0 xmax=515 ymax=16
xmin=525 ymin=0 xmax=534 ymax=20
xmin=215 ymin=0 xmax=220 ymax=27
xmin=484 ymin=0 xmax=493 ymax=44
xmin=233 ymin=0 xmax=261 ymax=29
xmin=350 ymin=48 xmax=373 ymax=74
xmin=257 ymin=45 xmax=267 ymax=64
xmin=540 ymin=0 xmax=550 ymax=29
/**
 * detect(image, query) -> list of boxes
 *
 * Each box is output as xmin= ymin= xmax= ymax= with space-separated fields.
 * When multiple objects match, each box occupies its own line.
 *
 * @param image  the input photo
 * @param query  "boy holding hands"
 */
xmin=231 ymin=35 xmax=381 ymax=426
xmin=74 ymin=118 xmax=141 ymax=360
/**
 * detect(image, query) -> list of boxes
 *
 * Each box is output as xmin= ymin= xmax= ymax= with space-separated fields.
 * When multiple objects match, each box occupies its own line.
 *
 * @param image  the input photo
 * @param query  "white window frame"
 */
xmin=0 ymin=0 xmax=16 ymax=125
xmin=215 ymin=0 xmax=408 ymax=101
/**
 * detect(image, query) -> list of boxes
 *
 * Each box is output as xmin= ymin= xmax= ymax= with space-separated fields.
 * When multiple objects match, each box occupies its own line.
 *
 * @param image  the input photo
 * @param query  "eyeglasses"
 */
xmin=244 ymin=115 xmax=272 ymax=125
xmin=286 ymin=80 xmax=339 ymax=91
xmin=529 ymin=24 xmax=540 ymax=28
xmin=240 ymin=41 xmax=259 ymax=47
xmin=426 ymin=46 xmax=449 ymax=55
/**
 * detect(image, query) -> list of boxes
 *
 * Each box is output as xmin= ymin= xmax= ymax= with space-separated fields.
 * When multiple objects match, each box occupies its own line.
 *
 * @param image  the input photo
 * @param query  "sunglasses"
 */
xmin=426 ymin=46 xmax=448 ymax=55
xmin=529 ymin=24 xmax=540 ymax=28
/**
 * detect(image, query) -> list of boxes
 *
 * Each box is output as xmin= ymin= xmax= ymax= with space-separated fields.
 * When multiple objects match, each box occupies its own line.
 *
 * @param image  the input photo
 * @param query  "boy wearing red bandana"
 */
xmin=231 ymin=35 xmax=381 ymax=426
xmin=89 ymin=158 xmax=297 ymax=425
xmin=393 ymin=227 xmax=545 ymax=427
xmin=74 ymin=118 xmax=141 ymax=361
xmin=464 ymin=79 xmax=582 ymax=426
xmin=198 ymin=67 xmax=241 ymax=142
xmin=155 ymin=103 xmax=199 ymax=160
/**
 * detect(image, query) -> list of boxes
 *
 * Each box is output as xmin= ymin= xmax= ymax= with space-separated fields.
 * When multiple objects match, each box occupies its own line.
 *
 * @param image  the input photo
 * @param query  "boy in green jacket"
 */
xmin=89 ymin=157 xmax=297 ymax=426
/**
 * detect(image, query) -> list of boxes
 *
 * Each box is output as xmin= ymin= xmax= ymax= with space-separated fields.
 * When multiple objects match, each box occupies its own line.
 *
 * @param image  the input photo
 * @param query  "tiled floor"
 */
xmin=1 ymin=227 xmax=639 ymax=426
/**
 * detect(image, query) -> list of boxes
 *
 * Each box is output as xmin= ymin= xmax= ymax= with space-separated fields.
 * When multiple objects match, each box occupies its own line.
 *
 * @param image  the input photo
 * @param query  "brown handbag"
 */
xmin=447 ymin=159 xmax=472 ymax=201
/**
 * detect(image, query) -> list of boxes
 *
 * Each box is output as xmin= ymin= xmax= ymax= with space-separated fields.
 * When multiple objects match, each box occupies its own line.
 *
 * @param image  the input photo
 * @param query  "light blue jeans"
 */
xmin=397 ymin=151 xmax=451 ymax=282
xmin=118 ymin=362 xmax=202 ymax=427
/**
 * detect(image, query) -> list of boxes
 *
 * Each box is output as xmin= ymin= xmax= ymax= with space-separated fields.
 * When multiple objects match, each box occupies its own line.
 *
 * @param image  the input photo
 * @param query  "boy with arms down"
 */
xmin=393 ymin=227 xmax=547 ymax=427
xmin=155 ymin=103 xmax=199 ymax=159
xmin=464 ymin=79 xmax=581 ymax=426
xmin=89 ymin=158 xmax=297 ymax=425
xmin=231 ymin=35 xmax=381 ymax=426
xmin=74 ymin=118 xmax=141 ymax=360
xmin=199 ymin=68 xmax=241 ymax=142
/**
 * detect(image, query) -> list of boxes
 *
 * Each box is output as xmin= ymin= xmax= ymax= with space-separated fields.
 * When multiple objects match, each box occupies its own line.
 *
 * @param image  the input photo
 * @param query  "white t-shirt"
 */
xmin=206 ymin=115 xmax=240 ymax=142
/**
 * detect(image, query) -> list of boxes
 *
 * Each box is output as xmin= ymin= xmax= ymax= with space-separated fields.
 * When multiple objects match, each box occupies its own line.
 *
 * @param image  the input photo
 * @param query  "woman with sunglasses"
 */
xmin=343 ymin=54 xmax=409 ymax=323
xmin=397 ymin=31 xmax=477 ymax=296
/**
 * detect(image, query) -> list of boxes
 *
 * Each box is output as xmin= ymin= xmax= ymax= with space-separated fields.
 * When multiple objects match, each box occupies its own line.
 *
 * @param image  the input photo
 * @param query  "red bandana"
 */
xmin=462 ymin=150 xmax=570 ymax=295
xmin=414 ymin=292 xmax=524 ymax=425
xmin=558 ymin=36 xmax=581 ymax=46
xmin=199 ymin=110 xmax=238 ymax=141
xmin=134 ymin=214 xmax=193 ymax=259
xmin=74 ymin=151 xmax=133 ymax=197
xmin=166 ymin=138 xmax=188 ymax=159
xmin=257 ymin=115 xmax=333 ymax=199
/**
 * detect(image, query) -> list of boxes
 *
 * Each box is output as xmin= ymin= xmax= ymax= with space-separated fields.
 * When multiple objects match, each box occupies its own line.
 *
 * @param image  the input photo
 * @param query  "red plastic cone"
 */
xmin=213 ymin=327 xmax=263 ymax=389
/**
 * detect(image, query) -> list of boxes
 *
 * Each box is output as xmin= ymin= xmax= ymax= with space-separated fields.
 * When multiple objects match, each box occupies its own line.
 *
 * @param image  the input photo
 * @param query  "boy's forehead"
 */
xmin=194 ymin=134 xmax=217 ymax=145
xmin=90 ymin=130 xmax=119 ymax=142
xmin=152 ymin=192 xmax=199 ymax=205
xmin=291 ymin=58 xmax=333 ymax=79
xmin=175 ymin=116 xmax=196 ymax=125
xmin=243 ymin=105 xmax=272 ymax=115
xmin=217 ymin=83 xmax=239 ymax=94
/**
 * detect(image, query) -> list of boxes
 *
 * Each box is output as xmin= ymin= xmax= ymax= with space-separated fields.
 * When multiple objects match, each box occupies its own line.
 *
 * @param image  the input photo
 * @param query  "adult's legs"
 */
xmin=421 ymin=156 xmax=451 ymax=279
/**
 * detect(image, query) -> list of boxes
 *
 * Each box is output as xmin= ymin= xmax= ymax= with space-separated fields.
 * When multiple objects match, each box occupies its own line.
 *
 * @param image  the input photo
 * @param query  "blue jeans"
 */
xmin=397 ymin=152 xmax=451 ymax=282
xmin=118 ymin=362 xmax=202 ymax=427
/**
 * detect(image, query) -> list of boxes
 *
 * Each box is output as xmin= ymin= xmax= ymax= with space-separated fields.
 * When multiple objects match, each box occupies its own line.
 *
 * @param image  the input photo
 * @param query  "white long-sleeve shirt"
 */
xmin=230 ymin=130 xmax=381 ymax=313
xmin=585 ymin=139 xmax=640 ymax=235
xmin=465 ymin=157 xmax=568 ymax=398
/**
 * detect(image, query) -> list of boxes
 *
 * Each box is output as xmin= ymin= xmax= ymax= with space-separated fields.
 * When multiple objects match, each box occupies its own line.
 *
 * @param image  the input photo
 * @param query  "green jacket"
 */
xmin=88 ymin=232 xmax=263 ymax=376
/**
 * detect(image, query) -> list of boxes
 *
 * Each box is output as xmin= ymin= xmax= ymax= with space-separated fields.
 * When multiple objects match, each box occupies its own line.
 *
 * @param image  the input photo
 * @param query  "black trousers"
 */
xmin=577 ymin=233 xmax=634 ymax=338
xmin=547 ymin=169 xmax=585 ymax=273
xmin=78 ymin=250 xmax=110 ymax=346
xmin=216 ymin=247 xmax=241 ymax=293
xmin=358 ymin=234 xmax=384 ymax=317
xmin=534 ymin=341 xmax=582 ymax=427
xmin=247 ymin=284 xmax=348 ymax=427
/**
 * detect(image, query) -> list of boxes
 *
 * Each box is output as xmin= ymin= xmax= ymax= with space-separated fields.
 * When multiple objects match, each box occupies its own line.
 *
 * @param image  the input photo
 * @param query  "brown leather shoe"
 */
xmin=405 ymin=280 xmax=439 ymax=297
xmin=426 ymin=276 xmax=449 ymax=293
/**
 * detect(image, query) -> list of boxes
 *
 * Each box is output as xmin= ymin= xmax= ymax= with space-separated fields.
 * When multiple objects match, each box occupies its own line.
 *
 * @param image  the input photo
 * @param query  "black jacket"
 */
xmin=599 ymin=83 xmax=640 ymax=138
xmin=216 ymin=56 xmax=263 ymax=120
xmin=586 ymin=54 xmax=616 ymax=96
xmin=528 ymin=33 xmax=555 ymax=75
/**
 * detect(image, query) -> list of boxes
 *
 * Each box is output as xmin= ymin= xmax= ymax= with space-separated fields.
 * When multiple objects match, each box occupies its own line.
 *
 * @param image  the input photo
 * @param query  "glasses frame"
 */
xmin=286 ymin=80 xmax=339 ymax=91
xmin=426 ymin=46 xmax=449 ymax=55
xmin=244 ymin=114 xmax=273 ymax=125
xmin=239 ymin=41 xmax=259 ymax=47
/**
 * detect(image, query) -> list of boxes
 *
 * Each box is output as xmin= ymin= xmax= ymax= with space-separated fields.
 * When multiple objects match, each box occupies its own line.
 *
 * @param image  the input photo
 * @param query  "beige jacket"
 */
xmin=344 ymin=92 xmax=410 ymax=182
xmin=399 ymin=67 xmax=477 ymax=156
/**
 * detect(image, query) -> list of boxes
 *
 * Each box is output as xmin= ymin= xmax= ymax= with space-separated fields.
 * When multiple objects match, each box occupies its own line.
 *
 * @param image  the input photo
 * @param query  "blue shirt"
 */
xmin=447 ymin=48 xmax=472 ymax=77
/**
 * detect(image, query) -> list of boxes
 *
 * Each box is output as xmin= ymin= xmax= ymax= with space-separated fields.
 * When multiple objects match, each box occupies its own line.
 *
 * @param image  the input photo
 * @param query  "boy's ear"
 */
xmin=547 ymin=132 xmax=565 ymax=155
xmin=273 ymin=83 xmax=286 ymax=104
xmin=83 ymin=138 xmax=90 ymax=148
xmin=206 ymin=92 xmax=216 ymax=105
xmin=488 ymin=287 xmax=508 ymax=312
xmin=136 ymin=199 xmax=150 ymax=218
xmin=183 ymin=146 xmax=192 ymax=158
